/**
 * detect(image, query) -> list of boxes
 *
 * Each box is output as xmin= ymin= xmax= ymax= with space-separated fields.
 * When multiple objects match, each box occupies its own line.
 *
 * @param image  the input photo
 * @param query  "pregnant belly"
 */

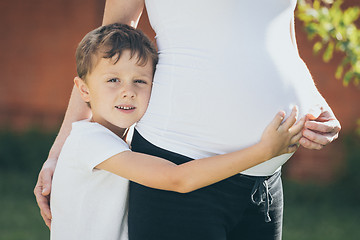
xmin=191 ymin=84 xmax=304 ymax=176
xmin=138 ymin=55 xmax=318 ymax=176
xmin=196 ymin=81 xmax=304 ymax=151
xmin=155 ymin=82 xmax=303 ymax=176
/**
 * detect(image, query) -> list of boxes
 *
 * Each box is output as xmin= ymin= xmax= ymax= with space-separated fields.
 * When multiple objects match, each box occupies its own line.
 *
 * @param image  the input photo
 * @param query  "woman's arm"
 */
xmin=289 ymin=14 xmax=341 ymax=150
xmin=34 ymin=86 xmax=90 ymax=228
xmin=48 ymin=87 xmax=91 ymax=161
xmin=102 ymin=0 xmax=144 ymax=27
xmin=290 ymin=14 xmax=299 ymax=53
xmin=97 ymin=108 xmax=304 ymax=193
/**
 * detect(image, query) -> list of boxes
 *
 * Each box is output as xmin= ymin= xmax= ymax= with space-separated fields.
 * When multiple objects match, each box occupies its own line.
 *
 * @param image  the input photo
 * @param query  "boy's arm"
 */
xmin=98 ymin=144 xmax=269 ymax=194
xmin=97 ymin=108 xmax=304 ymax=193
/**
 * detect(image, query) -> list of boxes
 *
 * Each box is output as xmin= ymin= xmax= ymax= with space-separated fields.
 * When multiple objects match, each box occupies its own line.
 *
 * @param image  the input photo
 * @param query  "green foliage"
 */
xmin=357 ymin=119 xmax=360 ymax=135
xmin=296 ymin=0 xmax=360 ymax=86
xmin=0 ymin=128 xmax=56 ymax=174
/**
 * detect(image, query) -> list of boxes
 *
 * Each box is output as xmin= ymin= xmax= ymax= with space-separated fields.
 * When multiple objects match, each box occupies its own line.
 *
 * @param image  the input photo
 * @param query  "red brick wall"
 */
xmin=0 ymin=0 xmax=358 ymax=181
xmin=0 ymin=0 xmax=106 ymax=129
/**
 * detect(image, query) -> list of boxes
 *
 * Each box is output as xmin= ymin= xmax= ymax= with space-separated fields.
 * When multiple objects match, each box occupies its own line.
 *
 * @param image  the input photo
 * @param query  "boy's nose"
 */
xmin=122 ymin=92 xmax=135 ymax=98
xmin=121 ymin=85 xmax=136 ymax=99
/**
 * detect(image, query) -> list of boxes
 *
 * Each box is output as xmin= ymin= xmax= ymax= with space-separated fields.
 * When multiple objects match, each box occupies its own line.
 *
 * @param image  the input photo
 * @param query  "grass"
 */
xmin=283 ymin=180 xmax=360 ymax=240
xmin=0 ymin=170 xmax=49 ymax=240
xmin=0 ymin=128 xmax=53 ymax=239
xmin=0 ymin=129 xmax=359 ymax=239
xmin=2 ymin=171 xmax=359 ymax=240
xmin=283 ymin=134 xmax=360 ymax=240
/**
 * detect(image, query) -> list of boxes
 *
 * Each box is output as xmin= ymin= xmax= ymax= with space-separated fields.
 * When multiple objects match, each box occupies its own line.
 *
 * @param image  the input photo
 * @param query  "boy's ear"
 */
xmin=74 ymin=76 xmax=91 ymax=103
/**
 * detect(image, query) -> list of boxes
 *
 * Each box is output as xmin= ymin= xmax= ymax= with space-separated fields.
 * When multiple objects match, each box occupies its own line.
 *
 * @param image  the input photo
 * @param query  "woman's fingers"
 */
xmin=299 ymin=137 xmax=324 ymax=150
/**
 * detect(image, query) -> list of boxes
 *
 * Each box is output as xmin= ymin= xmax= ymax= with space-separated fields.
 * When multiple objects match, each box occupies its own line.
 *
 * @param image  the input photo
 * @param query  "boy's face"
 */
xmin=75 ymin=50 xmax=153 ymax=135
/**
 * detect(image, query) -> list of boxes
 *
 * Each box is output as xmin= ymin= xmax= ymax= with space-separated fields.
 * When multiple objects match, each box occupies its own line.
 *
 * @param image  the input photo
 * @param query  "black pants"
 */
xmin=128 ymin=130 xmax=283 ymax=240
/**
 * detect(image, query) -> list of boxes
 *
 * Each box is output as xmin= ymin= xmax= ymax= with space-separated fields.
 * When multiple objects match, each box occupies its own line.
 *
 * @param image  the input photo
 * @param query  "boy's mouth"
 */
xmin=115 ymin=105 xmax=136 ymax=112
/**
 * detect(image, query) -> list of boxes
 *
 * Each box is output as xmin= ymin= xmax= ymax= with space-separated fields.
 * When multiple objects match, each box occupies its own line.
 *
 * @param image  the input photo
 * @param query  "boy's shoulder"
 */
xmin=59 ymin=119 xmax=130 ymax=171
xmin=72 ymin=119 xmax=107 ymax=133
xmin=68 ymin=119 xmax=129 ymax=151
xmin=71 ymin=119 xmax=122 ymax=141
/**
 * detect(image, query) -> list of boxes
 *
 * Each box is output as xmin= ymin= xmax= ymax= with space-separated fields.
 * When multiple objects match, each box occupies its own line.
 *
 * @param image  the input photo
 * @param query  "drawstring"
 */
xmin=250 ymin=177 xmax=273 ymax=223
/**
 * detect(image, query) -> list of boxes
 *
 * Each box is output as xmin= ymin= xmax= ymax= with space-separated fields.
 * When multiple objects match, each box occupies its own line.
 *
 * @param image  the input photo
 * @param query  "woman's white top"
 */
xmin=137 ymin=0 xmax=324 ymax=176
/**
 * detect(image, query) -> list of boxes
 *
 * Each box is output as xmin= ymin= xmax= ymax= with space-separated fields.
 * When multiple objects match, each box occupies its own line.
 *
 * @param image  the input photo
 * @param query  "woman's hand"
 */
xmin=300 ymin=106 xmax=341 ymax=150
xmin=34 ymin=158 xmax=57 ymax=229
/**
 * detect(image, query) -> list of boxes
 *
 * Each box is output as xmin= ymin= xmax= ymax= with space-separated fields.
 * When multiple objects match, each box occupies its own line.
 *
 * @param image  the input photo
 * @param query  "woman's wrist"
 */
xmin=46 ymin=156 xmax=58 ymax=163
xmin=47 ymin=149 xmax=60 ymax=163
xmin=44 ymin=157 xmax=58 ymax=169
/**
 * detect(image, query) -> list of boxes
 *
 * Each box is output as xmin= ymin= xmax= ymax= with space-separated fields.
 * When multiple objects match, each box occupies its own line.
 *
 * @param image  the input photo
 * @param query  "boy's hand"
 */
xmin=34 ymin=158 xmax=57 ymax=230
xmin=261 ymin=106 xmax=305 ymax=158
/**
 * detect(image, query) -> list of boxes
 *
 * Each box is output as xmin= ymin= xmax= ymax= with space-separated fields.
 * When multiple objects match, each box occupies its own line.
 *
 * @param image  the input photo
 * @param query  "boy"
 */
xmin=50 ymin=23 xmax=304 ymax=240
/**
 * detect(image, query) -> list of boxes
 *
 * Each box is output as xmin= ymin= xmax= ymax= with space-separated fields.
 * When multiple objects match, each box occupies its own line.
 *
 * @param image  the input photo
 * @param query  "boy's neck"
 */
xmin=90 ymin=117 xmax=128 ymax=140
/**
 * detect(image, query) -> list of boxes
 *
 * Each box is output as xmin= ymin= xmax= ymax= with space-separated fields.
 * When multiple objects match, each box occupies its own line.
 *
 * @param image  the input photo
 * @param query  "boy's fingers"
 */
xmin=281 ymin=106 xmax=298 ymax=130
xmin=287 ymin=144 xmax=299 ymax=153
xmin=289 ymin=117 xmax=305 ymax=135
xmin=290 ymin=131 xmax=303 ymax=145
xmin=270 ymin=111 xmax=286 ymax=130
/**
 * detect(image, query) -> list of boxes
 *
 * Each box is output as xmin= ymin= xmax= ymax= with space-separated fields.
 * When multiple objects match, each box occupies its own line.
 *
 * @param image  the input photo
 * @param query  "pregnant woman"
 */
xmin=35 ymin=0 xmax=341 ymax=239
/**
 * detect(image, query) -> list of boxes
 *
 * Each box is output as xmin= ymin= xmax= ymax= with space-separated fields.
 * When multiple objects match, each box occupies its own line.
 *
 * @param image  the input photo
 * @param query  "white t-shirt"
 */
xmin=136 ymin=0 xmax=324 ymax=176
xmin=50 ymin=120 xmax=130 ymax=240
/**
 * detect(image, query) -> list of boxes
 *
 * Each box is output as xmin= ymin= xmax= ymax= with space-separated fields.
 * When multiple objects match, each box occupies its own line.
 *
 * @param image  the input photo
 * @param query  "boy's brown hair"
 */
xmin=76 ymin=23 xmax=158 ymax=80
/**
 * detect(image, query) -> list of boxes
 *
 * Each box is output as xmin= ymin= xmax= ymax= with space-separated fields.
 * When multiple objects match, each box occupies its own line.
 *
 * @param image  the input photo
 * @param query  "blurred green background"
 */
xmin=0 ymin=128 xmax=359 ymax=240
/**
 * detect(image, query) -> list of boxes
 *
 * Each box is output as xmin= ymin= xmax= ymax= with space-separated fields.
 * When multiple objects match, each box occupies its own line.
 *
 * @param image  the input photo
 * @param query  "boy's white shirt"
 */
xmin=50 ymin=119 xmax=130 ymax=240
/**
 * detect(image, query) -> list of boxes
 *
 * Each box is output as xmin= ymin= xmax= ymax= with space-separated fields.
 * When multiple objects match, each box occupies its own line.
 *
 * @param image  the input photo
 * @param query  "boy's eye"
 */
xmin=134 ymin=79 xmax=147 ymax=84
xmin=108 ymin=78 xmax=119 ymax=83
